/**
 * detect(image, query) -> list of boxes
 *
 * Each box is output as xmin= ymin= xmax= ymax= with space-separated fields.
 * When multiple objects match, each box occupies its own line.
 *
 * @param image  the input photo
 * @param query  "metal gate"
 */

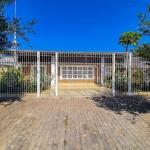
xmin=56 ymin=52 xmax=112 ymax=97
xmin=0 ymin=51 xmax=150 ymax=98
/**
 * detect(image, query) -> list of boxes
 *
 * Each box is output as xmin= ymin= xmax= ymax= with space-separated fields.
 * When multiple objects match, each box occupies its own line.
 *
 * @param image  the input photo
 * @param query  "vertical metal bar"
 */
xmin=128 ymin=53 xmax=132 ymax=96
xmin=97 ymin=66 xmax=98 ymax=84
xmin=55 ymin=52 xmax=58 ymax=97
xmin=51 ymin=56 xmax=55 ymax=85
xmin=112 ymin=53 xmax=115 ymax=96
xmin=101 ymin=57 xmax=104 ymax=85
xmin=37 ymin=51 xmax=40 ymax=97
xmin=85 ymin=53 xmax=87 ymax=97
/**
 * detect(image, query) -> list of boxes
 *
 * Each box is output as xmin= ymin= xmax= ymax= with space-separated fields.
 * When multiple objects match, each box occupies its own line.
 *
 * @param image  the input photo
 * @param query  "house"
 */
xmin=0 ymin=50 xmax=149 ymax=97
xmin=1 ymin=51 xmax=129 ymax=84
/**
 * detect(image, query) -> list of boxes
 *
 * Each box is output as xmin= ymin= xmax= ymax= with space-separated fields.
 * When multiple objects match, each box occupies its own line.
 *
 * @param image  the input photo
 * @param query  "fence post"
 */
xmin=97 ymin=66 xmax=98 ymax=84
xmin=51 ymin=56 xmax=55 ymax=85
xmin=112 ymin=53 xmax=115 ymax=96
xmin=37 ymin=51 xmax=40 ymax=97
xmin=55 ymin=52 xmax=58 ymax=97
xmin=101 ymin=57 xmax=105 ymax=85
xmin=128 ymin=53 xmax=132 ymax=96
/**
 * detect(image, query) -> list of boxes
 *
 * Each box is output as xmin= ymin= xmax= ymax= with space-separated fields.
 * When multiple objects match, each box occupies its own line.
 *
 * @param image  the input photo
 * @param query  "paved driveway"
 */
xmin=0 ymin=96 xmax=150 ymax=150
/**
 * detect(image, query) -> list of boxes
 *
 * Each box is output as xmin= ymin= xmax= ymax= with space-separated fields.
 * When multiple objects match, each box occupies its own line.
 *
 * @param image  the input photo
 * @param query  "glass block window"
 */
xmin=61 ymin=66 xmax=93 ymax=79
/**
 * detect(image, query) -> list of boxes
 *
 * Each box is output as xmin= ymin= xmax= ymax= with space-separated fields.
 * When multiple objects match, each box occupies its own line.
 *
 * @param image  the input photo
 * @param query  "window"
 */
xmin=105 ymin=66 xmax=111 ymax=76
xmin=33 ymin=67 xmax=45 ymax=76
xmin=61 ymin=66 xmax=93 ymax=79
xmin=31 ymin=66 xmax=46 ymax=77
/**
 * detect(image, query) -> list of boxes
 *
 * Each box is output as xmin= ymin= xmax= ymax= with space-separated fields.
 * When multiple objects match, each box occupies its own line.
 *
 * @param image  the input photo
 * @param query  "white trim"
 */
xmin=60 ymin=65 xmax=94 ymax=80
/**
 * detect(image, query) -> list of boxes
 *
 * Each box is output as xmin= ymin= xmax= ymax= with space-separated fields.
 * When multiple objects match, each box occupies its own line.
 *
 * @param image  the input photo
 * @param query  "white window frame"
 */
xmin=60 ymin=65 xmax=94 ymax=80
xmin=105 ymin=66 xmax=112 ymax=76
xmin=30 ymin=65 xmax=47 ymax=76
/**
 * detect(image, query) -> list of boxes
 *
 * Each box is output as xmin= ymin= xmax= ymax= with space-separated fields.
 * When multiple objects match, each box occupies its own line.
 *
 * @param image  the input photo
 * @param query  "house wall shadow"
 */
xmin=92 ymin=96 xmax=150 ymax=115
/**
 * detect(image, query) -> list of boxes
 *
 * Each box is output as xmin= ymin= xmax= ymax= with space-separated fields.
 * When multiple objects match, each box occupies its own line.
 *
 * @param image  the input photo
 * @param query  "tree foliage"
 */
xmin=7 ymin=18 xmax=37 ymax=47
xmin=0 ymin=0 xmax=37 ymax=51
xmin=137 ymin=12 xmax=150 ymax=36
xmin=132 ymin=10 xmax=150 ymax=61
xmin=132 ymin=43 xmax=150 ymax=61
xmin=118 ymin=31 xmax=141 ymax=76
xmin=0 ymin=0 xmax=14 ymax=9
xmin=118 ymin=32 xmax=141 ymax=52
xmin=0 ymin=15 xmax=11 ymax=51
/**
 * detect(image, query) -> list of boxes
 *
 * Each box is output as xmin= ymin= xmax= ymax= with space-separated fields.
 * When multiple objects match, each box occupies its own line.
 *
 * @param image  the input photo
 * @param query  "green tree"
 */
xmin=0 ymin=0 xmax=14 ymax=51
xmin=132 ymin=10 xmax=150 ymax=61
xmin=132 ymin=43 xmax=150 ymax=61
xmin=0 ymin=0 xmax=37 ymax=51
xmin=118 ymin=32 xmax=141 ymax=76
xmin=0 ymin=16 xmax=11 ymax=51
xmin=137 ymin=12 xmax=150 ymax=36
xmin=0 ymin=0 xmax=14 ymax=9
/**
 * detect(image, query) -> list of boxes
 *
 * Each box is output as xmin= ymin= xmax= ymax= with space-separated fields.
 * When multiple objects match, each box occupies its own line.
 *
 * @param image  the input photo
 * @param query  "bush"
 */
xmin=103 ymin=75 xmax=112 ymax=87
xmin=142 ymin=81 xmax=150 ymax=91
xmin=40 ymin=74 xmax=51 ymax=90
xmin=0 ymin=67 xmax=52 ymax=93
xmin=132 ymin=81 xmax=150 ymax=91
xmin=103 ymin=72 xmax=128 ymax=91
xmin=115 ymin=72 xmax=128 ymax=91
xmin=103 ymin=70 xmax=150 ymax=92
xmin=24 ymin=74 xmax=52 ymax=92
xmin=24 ymin=79 xmax=37 ymax=92
xmin=132 ymin=69 xmax=150 ymax=91
xmin=0 ymin=67 xmax=24 ymax=93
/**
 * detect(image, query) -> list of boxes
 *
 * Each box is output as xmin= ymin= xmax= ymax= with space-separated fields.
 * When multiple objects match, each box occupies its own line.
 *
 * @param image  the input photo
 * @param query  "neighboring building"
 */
xmin=0 ymin=54 xmax=14 ymax=67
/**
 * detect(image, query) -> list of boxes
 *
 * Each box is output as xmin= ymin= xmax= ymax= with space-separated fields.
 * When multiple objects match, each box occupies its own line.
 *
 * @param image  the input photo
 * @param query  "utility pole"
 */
xmin=13 ymin=0 xmax=18 ymax=68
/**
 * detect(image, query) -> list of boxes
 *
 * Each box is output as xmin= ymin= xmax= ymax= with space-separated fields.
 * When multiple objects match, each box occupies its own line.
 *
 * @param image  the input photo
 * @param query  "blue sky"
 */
xmin=5 ymin=0 xmax=150 ymax=52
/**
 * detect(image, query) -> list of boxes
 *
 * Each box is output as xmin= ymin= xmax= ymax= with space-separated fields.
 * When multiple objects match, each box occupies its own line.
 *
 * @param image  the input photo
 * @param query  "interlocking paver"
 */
xmin=0 ymin=96 xmax=150 ymax=150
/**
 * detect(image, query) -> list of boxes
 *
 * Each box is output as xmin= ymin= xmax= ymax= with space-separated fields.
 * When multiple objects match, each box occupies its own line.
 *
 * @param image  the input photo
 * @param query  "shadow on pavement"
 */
xmin=92 ymin=96 xmax=150 ymax=115
xmin=0 ymin=97 xmax=24 ymax=107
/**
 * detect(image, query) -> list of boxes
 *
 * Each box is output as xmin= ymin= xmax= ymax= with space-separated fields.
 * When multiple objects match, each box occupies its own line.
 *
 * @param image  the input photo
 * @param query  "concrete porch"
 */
xmin=40 ymin=83 xmax=111 ymax=97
